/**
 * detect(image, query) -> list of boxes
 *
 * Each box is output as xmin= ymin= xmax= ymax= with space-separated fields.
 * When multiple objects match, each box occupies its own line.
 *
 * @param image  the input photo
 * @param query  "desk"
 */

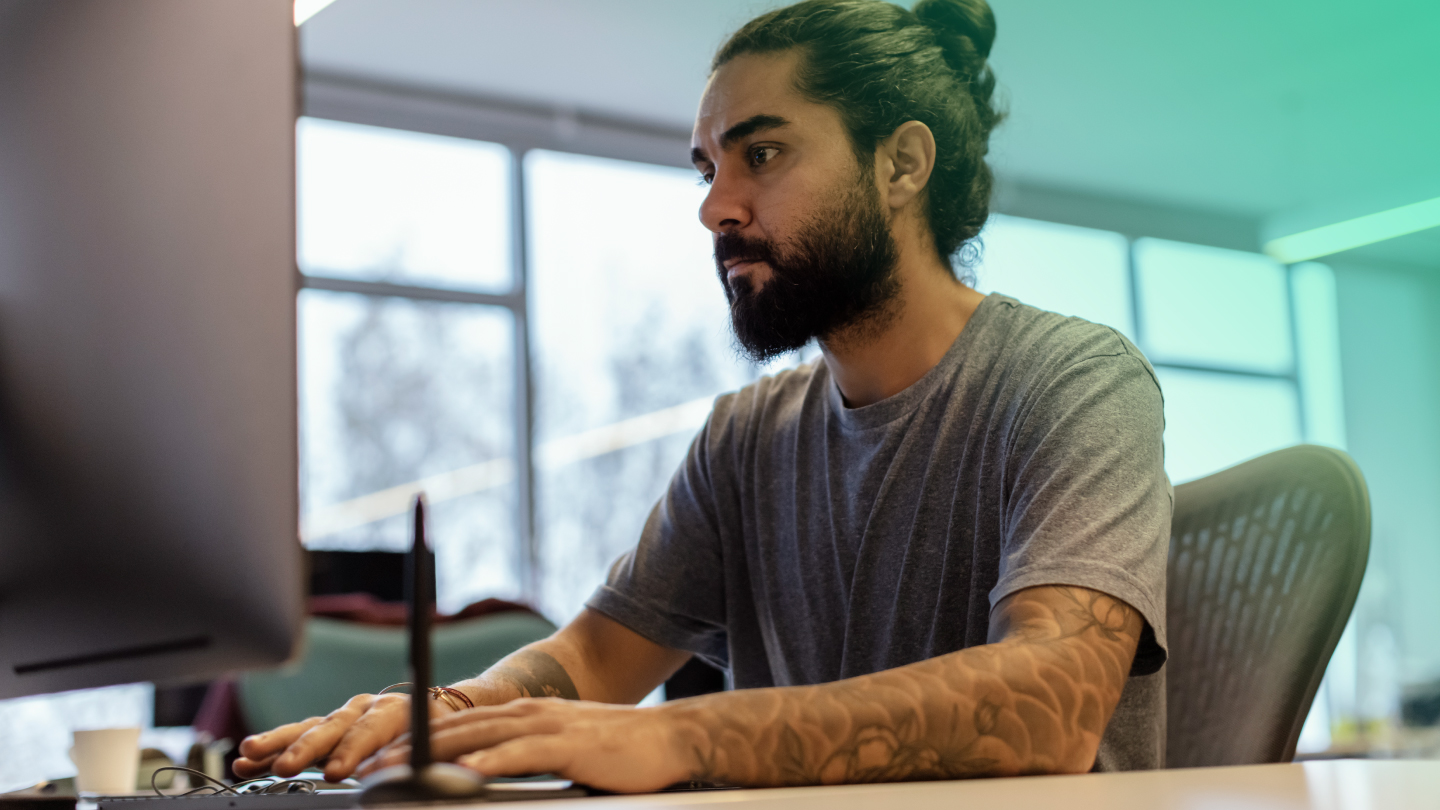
xmin=513 ymin=760 xmax=1440 ymax=809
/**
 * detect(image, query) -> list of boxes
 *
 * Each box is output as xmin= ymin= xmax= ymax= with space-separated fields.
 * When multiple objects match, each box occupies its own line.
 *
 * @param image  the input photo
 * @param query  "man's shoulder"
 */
xmin=709 ymin=358 xmax=822 ymax=432
xmin=979 ymin=295 xmax=1156 ymax=387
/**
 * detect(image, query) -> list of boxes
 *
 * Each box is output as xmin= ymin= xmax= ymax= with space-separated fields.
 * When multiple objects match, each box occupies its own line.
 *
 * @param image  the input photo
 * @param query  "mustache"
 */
xmin=714 ymin=231 xmax=778 ymax=267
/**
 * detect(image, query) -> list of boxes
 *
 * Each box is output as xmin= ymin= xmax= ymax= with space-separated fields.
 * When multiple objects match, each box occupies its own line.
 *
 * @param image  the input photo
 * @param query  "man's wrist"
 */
xmin=447 ymin=681 xmax=509 ymax=709
xmin=655 ymin=700 xmax=709 ymax=784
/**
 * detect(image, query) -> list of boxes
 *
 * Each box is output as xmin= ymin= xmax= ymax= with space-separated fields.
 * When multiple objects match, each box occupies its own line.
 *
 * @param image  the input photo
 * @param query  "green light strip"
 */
xmin=1264 ymin=195 xmax=1440 ymax=264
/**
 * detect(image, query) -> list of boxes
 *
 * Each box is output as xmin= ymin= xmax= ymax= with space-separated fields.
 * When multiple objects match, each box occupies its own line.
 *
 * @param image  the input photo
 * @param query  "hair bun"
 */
xmin=914 ymin=0 xmax=997 ymax=59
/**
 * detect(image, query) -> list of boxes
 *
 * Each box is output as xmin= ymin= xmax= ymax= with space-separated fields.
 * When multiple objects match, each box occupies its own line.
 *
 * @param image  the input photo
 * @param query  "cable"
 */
xmin=149 ymin=767 xmax=318 ymax=798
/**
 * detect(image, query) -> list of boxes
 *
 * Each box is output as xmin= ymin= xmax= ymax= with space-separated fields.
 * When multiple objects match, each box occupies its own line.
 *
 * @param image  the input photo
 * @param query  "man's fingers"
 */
xmin=428 ymin=700 xmax=546 ymax=732
xmin=457 ymin=736 xmax=570 ymax=779
xmin=231 ymin=752 xmax=281 ymax=780
xmin=432 ymin=716 xmax=564 ymax=762
xmin=272 ymin=695 xmax=374 ymax=776
xmin=238 ymin=717 xmax=323 ymax=761
xmin=362 ymin=742 xmax=410 ymax=775
xmin=362 ymin=714 xmax=561 ymax=775
xmin=322 ymin=695 xmax=410 ymax=781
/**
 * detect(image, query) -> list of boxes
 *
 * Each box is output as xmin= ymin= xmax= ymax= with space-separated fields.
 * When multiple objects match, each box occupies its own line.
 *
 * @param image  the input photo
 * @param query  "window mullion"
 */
xmin=510 ymin=146 xmax=538 ymax=603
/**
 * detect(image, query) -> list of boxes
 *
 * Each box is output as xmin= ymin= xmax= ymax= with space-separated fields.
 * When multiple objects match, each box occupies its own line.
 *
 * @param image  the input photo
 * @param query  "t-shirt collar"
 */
xmin=824 ymin=293 xmax=1001 ymax=431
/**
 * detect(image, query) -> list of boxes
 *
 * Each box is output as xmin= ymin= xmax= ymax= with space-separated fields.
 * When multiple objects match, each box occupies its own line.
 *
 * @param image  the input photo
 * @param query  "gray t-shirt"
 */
xmin=588 ymin=294 xmax=1171 ymax=771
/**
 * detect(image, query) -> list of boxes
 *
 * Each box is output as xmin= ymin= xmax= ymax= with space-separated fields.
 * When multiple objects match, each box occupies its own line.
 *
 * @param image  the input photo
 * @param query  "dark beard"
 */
xmin=714 ymin=176 xmax=901 ymax=364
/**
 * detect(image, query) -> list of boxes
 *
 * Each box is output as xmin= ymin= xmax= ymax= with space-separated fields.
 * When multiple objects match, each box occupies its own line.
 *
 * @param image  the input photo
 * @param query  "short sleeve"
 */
xmin=991 ymin=343 xmax=1171 ymax=676
xmin=585 ymin=403 xmax=732 ymax=668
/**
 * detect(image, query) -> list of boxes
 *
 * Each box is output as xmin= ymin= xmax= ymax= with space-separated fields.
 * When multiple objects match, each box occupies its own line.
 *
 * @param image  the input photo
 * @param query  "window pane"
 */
xmin=0 ymin=684 xmax=153 ymax=792
xmin=526 ymin=149 xmax=753 ymax=621
xmin=1292 ymin=262 xmax=1347 ymax=448
xmin=974 ymin=214 xmax=1135 ymax=341
xmin=298 ymin=290 xmax=518 ymax=611
xmin=1136 ymin=238 xmax=1293 ymax=374
xmin=1156 ymin=367 xmax=1302 ymax=484
xmin=297 ymin=117 xmax=512 ymax=293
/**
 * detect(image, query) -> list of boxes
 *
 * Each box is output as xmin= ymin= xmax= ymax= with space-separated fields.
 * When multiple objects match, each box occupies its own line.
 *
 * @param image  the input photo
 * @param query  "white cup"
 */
xmin=70 ymin=727 xmax=142 ymax=795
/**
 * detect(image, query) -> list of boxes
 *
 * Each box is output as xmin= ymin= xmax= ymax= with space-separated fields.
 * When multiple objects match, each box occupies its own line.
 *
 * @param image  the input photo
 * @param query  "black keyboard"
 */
xmin=94 ymin=781 xmax=588 ymax=809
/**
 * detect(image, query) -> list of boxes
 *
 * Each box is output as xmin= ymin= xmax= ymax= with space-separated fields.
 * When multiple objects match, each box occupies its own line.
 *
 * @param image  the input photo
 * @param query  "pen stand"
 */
xmin=358 ymin=497 xmax=487 ymax=806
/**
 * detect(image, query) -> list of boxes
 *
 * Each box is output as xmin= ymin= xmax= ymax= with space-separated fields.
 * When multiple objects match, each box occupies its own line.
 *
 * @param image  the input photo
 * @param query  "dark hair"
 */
xmin=713 ymin=0 xmax=1003 ymax=277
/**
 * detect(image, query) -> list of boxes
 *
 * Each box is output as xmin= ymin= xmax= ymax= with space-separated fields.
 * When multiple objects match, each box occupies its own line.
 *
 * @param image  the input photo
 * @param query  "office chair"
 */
xmin=1165 ymin=444 xmax=1370 ymax=767
xmin=238 ymin=611 xmax=557 ymax=732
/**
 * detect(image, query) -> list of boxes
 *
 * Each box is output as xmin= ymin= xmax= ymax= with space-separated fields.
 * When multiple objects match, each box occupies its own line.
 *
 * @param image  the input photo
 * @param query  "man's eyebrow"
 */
xmin=692 ymin=114 xmax=793 ymax=167
xmin=721 ymin=114 xmax=791 ymax=150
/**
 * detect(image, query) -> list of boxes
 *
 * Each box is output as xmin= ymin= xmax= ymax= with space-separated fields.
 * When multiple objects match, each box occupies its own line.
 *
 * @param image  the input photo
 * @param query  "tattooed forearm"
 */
xmin=665 ymin=585 xmax=1142 ymax=786
xmin=486 ymin=649 xmax=580 ymax=700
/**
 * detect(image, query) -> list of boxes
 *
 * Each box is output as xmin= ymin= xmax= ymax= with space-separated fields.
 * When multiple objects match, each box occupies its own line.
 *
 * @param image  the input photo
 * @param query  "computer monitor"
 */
xmin=0 ymin=0 xmax=302 ymax=698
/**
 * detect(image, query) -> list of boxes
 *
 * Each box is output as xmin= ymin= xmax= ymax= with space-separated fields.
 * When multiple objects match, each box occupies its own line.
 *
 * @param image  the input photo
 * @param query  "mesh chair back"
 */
xmin=1165 ymin=444 xmax=1369 ymax=768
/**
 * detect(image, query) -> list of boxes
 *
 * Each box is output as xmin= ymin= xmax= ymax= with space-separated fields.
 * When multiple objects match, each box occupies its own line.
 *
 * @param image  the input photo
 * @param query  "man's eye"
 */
xmin=749 ymin=146 xmax=779 ymax=167
xmin=696 ymin=173 xmax=713 ymax=186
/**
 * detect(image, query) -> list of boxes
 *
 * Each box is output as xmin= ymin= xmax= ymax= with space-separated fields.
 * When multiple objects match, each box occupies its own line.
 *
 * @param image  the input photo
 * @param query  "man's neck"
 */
xmin=820 ymin=250 xmax=985 ymax=409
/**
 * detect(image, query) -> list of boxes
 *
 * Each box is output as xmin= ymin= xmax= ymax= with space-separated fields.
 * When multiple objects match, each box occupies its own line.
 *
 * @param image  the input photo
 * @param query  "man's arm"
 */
xmin=233 ymin=609 xmax=687 ymax=780
xmin=388 ymin=584 xmax=1141 ymax=791
xmin=669 ymin=584 xmax=1142 ymax=784
xmin=452 ymin=608 xmax=690 ymax=706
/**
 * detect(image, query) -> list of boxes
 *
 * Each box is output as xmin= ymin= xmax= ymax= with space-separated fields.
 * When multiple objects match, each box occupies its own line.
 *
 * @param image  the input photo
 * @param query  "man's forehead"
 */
xmin=692 ymin=51 xmax=805 ymax=149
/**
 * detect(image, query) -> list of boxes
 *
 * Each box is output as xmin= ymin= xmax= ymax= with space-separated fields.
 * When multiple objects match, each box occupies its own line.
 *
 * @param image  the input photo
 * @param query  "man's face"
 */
xmin=691 ymin=50 xmax=900 ymax=363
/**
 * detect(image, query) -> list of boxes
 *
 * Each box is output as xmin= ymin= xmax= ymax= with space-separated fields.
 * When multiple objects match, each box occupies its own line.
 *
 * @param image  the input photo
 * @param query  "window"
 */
xmin=0 ymin=684 xmax=155 ymax=791
xmin=1154 ymin=368 xmax=1302 ymax=483
xmin=298 ymin=292 xmax=519 ymax=611
xmin=974 ymin=214 xmax=1135 ymax=340
xmin=297 ymin=117 xmax=512 ymax=292
xmin=295 ymin=128 xmax=756 ymax=620
xmin=525 ymin=150 xmax=753 ymax=619
xmin=296 ymin=118 xmax=525 ymax=612
xmin=1135 ymin=238 xmax=1294 ymax=374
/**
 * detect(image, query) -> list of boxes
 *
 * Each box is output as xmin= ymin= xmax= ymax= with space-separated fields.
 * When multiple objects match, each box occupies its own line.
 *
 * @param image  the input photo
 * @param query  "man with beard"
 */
xmin=236 ymin=0 xmax=1169 ymax=791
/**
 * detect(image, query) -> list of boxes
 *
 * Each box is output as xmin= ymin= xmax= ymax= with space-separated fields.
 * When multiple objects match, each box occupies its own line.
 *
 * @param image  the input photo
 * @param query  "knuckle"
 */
xmin=341 ymin=694 xmax=374 ymax=711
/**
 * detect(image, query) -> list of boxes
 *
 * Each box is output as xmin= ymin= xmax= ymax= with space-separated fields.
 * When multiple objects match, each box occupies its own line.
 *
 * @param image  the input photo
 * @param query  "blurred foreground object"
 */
xmin=0 ymin=0 xmax=301 ymax=698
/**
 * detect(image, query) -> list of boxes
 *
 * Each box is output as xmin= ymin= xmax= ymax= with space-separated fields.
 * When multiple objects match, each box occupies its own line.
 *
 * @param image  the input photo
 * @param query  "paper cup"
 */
xmin=70 ymin=727 xmax=142 ymax=795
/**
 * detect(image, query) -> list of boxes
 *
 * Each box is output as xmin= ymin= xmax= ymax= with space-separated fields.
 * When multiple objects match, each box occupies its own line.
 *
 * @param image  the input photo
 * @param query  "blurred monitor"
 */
xmin=0 ymin=0 xmax=302 ymax=698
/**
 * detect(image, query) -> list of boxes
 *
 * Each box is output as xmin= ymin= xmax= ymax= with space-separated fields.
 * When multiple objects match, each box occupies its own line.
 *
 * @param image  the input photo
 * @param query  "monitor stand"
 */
xmin=358 ymin=498 xmax=486 ymax=806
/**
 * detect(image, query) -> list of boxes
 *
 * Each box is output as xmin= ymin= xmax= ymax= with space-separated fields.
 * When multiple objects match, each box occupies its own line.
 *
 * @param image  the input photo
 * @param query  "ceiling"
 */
xmin=301 ymin=0 xmax=1440 ymax=268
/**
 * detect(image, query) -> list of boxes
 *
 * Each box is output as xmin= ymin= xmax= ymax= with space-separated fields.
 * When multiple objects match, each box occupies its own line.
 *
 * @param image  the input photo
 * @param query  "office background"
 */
xmin=2 ymin=0 xmax=1437 ymax=788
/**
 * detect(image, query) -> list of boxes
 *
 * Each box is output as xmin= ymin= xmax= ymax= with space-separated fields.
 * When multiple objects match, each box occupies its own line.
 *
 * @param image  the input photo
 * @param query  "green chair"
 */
xmin=238 ymin=612 xmax=556 ymax=731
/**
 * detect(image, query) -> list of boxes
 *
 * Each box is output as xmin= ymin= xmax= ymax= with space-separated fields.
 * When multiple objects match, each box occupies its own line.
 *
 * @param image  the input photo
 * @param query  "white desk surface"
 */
xmin=503 ymin=760 xmax=1440 ymax=810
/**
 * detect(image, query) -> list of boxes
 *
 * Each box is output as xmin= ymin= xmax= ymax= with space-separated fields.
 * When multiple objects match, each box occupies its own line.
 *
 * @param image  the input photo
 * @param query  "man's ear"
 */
xmin=875 ymin=120 xmax=936 ymax=213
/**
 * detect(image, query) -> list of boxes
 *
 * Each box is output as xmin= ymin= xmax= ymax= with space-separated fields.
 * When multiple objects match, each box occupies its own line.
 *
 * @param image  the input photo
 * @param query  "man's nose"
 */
xmin=698 ymin=171 xmax=749 ymax=234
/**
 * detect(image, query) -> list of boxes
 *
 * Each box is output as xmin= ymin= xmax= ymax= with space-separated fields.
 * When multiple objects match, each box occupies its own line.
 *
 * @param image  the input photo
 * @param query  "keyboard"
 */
xmin=93 ymin=781 xmax=588 ymax=809
xmin=96 ymin=791 xmax=362 ymax=810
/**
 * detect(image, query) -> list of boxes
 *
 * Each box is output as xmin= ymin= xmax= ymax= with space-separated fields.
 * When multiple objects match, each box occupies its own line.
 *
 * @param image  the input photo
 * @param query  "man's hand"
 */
xmin=363 ymin=699 xmax=690 ymax=793
xmin=234 ymin=691 xmax=458 ymax=781
xmin=232 ymin=611 xmax=688 ymax=782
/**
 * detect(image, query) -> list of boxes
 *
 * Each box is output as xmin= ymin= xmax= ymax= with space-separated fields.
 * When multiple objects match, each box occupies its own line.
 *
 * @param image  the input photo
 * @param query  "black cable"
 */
xmin=149 ymin=767 xmax=318 ymax=798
